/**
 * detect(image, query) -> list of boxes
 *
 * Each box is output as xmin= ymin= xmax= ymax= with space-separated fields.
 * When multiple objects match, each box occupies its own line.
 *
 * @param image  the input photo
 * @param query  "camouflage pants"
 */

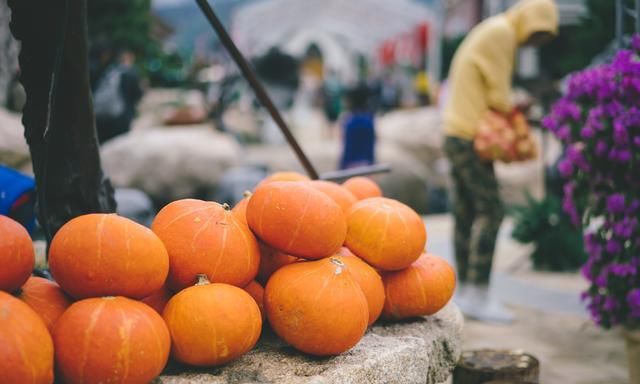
xmin=444 ymin=136 xmax=504 ymax=285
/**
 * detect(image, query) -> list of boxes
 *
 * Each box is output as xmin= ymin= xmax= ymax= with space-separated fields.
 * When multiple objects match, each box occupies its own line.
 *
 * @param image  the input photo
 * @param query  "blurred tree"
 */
xmin=540 ymin=0 xmax=635 ymax=79
xmin=87 ymin=0 xmax=153 ymax=55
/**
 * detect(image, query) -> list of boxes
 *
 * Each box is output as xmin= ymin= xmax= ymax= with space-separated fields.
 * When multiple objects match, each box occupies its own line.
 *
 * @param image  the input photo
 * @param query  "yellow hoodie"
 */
xmin=443 ymin=0 xmax=559 ymax=140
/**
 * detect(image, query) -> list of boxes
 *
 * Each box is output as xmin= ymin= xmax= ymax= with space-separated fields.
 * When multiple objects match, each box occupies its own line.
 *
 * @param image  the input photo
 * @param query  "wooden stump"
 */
xmin=453 ymin=349 xmax=539 ymax=384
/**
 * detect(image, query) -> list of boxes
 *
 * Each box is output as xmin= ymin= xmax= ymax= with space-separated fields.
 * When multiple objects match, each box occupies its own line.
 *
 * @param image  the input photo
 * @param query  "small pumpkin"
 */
xmin=231 ymin=191 xmax=252 ymax=225
xmin=345 ymin=197 xmax=426 ymax=271
xmin=152 ymin=199 xmax=260 ymax=291
xmin=141 ymin=284 xmax=173 ymax=315
xmin=243 ymin=280 xmax=265 ymax=321
xmin=257 ymin=171 xmax=310 ymax=188
xmin=264 ymin=257 xmax=368 ymax=356
xmin=334 ymin=254 xmax=385 ymax=325
xmin=53 ymin=296 xmax=170 ymax=384
xmin=307 ymin=180 xmax=358 ymax=213
xmin=0 ymin=291 xmax=54 ymax=384
xmin=0 ymin=215 xmax=34 ymax=293
xmin=382 ymin=253 xmax=456 ymax=319
xmin=342 ymin=176 xmax=382 ymax=200
xmin=49 ymin=213 xmax=169 ymax=299
xmin=163 ymin=275 xmax=262 ymax=366
xmin=256 ymin=242 xmax=299 ymax=285
xmin=247 ymin=181 xmax=346 ymax=260
xmin=17 ymin=276 xmax=72 ymax=331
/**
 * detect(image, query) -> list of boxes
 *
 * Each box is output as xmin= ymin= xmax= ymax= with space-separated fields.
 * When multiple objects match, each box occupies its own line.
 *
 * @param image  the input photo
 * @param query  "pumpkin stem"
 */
xmin=196 ymin=274 xmax=211 ymax=286
xmin=243 ymin=190 xmax=252 ymax=198
xmin=222 ymin=203 xmax=231 ymax=211
xmin=329 ymin=257 xmax=346 ymax=275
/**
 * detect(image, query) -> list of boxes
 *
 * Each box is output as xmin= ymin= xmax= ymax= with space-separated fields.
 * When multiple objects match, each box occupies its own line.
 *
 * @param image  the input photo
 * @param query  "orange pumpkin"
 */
xmin=243 ymin=280 xmax=265 ymax=321
xmin=0 ymin=291 xmax=54 ymax=384
xmin=231 ymin=191 xmax=252 ymax=225
xmin=264 ymin=257 xmax=368 ymax=356
xmin=152 ymin=199 xmax=260 ymax=291
xmin=257 ymin=171 xmax=310 ymax=188
xmin=0 ymin=215 xmax=34 ymax=293
xmin=247 ymin=182 xmax=346 ymax=259
xmin=334 ymin=255 xmax=385 ymax=325
xmin=345 ymin=197 xmax=426 ymax=271
xmin=141 ymin=284 xmax=173 ymax=315
xmin=256 ymin=242 xmax=299 ymax=285
xmin=49 ymin=213 xmax=169 ymax=299
xmin=163 ymin=275 xmax=262 ymax=366
xmin=342 ymin=176 xmax=383 ymax=200
xmin=307 ymin=180 xmax=358 ymax=213
xmin=17 ymin=276 xmax=72 ymax=331
xmin=382 ymin=253 xmax=456 ymax=319
xmin=53 ymin=296 xmax=170 ymax=384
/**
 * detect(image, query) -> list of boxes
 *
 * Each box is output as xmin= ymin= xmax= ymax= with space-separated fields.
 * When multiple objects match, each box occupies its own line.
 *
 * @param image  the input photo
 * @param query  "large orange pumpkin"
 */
xmin=141 ymin=284 xmax=173 ymax=315
xmin=53 ymin=296 xmax=170 ymax=384
xmin=49 ymin=213 xmax=169 ymax=299
xmin=345 ymin=197 xmax=426 ymax=271
xmin=0 ymin=215 xmax=34 ymax=293
xmin=342 ymin=176 xmax=383 ymax=200
xmin=264 ymin=257 xmax=368 ymax=356
xmin=243 ymin=280 xmax=265 ymax=321
xmin=382 ymin=253 xmax=456 ymax=319
xmin=257 ymin=171 xmax=310 ymax=188
xmin=256 ymin=242 xmax=299 ymax=285
xmin=307 ymin=180 xmax=358 ymax=213
xmin=0 ymin=291 xmax=54 ymax=384
xmin=163 ymin=275 xmax=262 ymax=366
xmin=334 ymin=254 xmax=385 ymax=325
xmin=231 ymin=191 xmax=252 ymax=225
xmin=247 ymin=182 xmax=346 ymax=259
xmin=17 ymin=276 xmax=72 ymax=331
xmin=152 ymin=199 xmax=260 ymax=291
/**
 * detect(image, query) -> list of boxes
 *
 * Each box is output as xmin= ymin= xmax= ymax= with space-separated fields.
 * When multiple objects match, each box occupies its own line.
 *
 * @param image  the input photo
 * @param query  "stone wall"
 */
xmin=0 ymin=2 xmax=19 ymax=108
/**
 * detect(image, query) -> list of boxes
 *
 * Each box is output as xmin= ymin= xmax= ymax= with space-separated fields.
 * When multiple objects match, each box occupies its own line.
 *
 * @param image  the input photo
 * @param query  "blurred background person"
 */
xmin=339 ymin=83 xmax=375 ymax=170
xmin=443 ymin=0 xmax=558 ymax=323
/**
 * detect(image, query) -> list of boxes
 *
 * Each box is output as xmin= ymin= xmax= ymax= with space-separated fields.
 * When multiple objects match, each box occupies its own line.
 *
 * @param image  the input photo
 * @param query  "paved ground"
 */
xmin=424 ymin=215 xmax=629 ymax=384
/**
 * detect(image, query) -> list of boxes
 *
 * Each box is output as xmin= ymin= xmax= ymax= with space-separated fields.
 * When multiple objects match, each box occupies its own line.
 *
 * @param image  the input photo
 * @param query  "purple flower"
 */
xmin=607 ymin=194 xmax=626 ymax=214
xmin=606 ymin=238 xmax=622 ymax=254
xmin=595 ymin=140 xmax=609 ymax=156
xmin=610 ymin=263 xmax=636 ymax=277
xmin=558 ymin=158 xmax=574 ymax=177
xmin=628 ymin=289 xmax=640 ymax=318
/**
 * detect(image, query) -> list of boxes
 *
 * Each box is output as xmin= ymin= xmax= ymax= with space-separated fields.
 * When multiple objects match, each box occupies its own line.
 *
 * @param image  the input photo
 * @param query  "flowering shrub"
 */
xmin=543 ymin=36 xmax=640 ymax=329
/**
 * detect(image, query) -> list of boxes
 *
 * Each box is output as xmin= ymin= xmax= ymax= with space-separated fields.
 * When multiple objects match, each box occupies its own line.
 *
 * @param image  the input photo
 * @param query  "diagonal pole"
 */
xmin=194 ymin=0 xmax=319 ymax=179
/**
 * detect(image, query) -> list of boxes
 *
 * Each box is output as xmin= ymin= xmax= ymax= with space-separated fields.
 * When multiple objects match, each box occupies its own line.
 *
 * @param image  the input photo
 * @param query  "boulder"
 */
xmin=101 ymin=127 xmax=241 ymax=206
xmin=155 ymin=303 xmax=463 ymax=384
xmin=0 ymin=108 xmax=30 ymax=170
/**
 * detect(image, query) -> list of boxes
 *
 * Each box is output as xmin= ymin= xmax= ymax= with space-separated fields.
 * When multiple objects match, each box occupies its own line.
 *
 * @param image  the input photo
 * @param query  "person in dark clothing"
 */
xmin=91 ymin=47 xmax=143 ymax=144
xmin=339 ymin=84 xmax=375 ymax=170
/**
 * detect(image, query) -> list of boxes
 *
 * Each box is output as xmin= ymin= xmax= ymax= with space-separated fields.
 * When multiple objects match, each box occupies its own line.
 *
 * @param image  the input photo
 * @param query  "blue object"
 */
xmin=0 ymin=165 xmax=36 ymax=233
xmin=340 ymin=112 xmax=376 ymax=170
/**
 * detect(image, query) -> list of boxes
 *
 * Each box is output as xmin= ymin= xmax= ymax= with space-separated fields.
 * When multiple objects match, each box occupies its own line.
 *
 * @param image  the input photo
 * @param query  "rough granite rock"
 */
xmin=155 ymin=303 xmax=463 ymax=384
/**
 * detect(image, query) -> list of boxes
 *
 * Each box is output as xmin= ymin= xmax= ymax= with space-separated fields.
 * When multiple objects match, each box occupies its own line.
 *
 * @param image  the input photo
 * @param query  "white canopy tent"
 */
xmin=231 ymin=0 xmax=435 ymax=83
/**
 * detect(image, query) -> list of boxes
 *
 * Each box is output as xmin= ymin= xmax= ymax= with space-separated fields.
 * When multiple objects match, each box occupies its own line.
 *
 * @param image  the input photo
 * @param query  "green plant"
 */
xmin=511 ymin=194 xmax=587 ymax=272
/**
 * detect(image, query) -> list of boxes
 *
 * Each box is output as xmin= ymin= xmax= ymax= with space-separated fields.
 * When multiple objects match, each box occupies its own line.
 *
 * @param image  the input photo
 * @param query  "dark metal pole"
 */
xmin=194 ymin=0 xmax=319 ymax=179
xmin=320 ymin=163 xmax=392 ymax=182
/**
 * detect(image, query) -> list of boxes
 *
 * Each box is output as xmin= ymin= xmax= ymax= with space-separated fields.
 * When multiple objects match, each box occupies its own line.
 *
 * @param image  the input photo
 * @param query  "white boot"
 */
xmin=459 ymin=284 xmax=514 ymax=324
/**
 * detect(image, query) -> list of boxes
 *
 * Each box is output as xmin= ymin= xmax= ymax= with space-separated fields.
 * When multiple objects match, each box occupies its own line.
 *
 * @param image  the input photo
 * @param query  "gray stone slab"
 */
xmin=155 ymin=303 xmax=463 ymax=384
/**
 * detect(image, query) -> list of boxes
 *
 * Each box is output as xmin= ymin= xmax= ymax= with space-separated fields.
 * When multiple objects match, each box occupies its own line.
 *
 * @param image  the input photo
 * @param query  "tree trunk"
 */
xmin=8 ymin=0 xmax=116 ymax=243
xmin=453 ymin=349 xmax=540 ymax=384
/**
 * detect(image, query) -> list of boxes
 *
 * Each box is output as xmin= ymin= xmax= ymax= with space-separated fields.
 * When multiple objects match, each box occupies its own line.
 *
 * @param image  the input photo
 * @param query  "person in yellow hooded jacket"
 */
xmin=443 ymin=0 xmax=558 ymax=323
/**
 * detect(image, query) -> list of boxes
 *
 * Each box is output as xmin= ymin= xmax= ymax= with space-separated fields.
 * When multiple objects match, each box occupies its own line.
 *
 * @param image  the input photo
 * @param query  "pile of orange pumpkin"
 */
xmin=0 ymin=173 xmax=456 ymax=384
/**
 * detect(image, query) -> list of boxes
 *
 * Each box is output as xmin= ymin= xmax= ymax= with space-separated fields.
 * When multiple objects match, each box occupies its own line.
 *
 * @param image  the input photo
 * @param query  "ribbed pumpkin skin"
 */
xmin=334 ymin=255 xmax=385 ymax=325
xmin=163 ymin=282 xmax=262 ymax=366
xmin=342 ymin=177 xmax=383 ymax=200
xmin=49 ymin=214 xmax=169 ymax=299
xmin=243 ymin=280 xmax=265 ymax=321
xmin=18 ymin=276 xmax=72 ymax=331
xmin=382 ymin=254 xmax=456 ymax=319
xmin=345 ymin=197 xmax=426 ymax=271
xmin=141 ymin=284 xmax=173 ymax=315
xmin=152 ymin=199 xmax=260 ymax=291
xmin=256 ymin=242 xmax=299 ymax=285
xmin=307 ymin=180 xmax=358 ymax=214
xmin=53 ymin=297 xmax=170 ymax=384
xmin=0 ymin=291 xmax=54 ymax=384
xmin=247 ymin=182 xmax=347 ymax=260
xmin=256 ymin=171 xmax=310 ymax=188
xmin=231 ymin=193 xmax=251 ymax=225
xmin=264 ymin=257 xmax=369 ymax=356
xmin=0 ymin=215 xmax=34 ymax=293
